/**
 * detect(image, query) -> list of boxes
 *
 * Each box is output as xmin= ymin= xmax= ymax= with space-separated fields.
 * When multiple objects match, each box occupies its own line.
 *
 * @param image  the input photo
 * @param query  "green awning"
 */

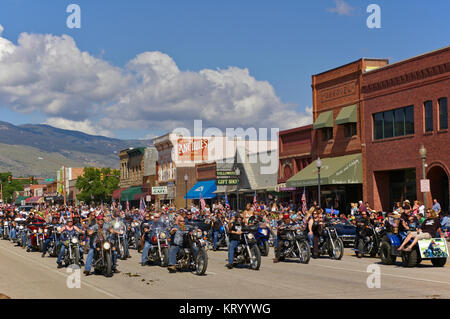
xmin=15 ymin=196 xmax=29 ymax=205
xmin=286 ymin=153 xmax=362 ymax=187
xmin=335 ymin=104 xmax=357 ymax=125
xmin=121 ymin=186 xmax=143 ymax=201
xmin=313 ymin=110 xmax=333 ymax=129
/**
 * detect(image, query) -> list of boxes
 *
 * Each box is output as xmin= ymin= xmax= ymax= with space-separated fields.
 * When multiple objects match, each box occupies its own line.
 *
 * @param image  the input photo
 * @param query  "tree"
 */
xmin=75 ymin=167 xmax=119 ymax=204
xmin=0 ymin=172 xmax=28 ymax=204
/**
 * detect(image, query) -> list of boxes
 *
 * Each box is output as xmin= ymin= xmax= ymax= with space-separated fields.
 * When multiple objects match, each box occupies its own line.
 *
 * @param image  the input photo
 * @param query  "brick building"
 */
xmin=362 ymin=46 xmax=450 ymax=212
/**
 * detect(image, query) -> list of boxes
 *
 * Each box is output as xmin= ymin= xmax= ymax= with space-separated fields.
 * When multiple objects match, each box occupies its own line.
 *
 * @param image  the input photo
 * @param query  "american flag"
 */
xmin=126 ymin=200 xmax=130 ymax=212
xmin=253 ymin=190 xmax=258 ymax=210
xmin=200 ymin=194 xmax=206 ymax=211
xmin=139 ymin=197 xmax=146 ymax=219
xmin=224 ymin=193 xmax=230 ymax=208
xmin=301 ymin=187 xmax=307 ymax=215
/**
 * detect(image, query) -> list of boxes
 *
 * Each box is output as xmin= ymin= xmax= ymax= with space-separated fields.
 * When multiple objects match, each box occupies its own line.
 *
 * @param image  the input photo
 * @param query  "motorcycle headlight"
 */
xmin=103 ymin=242 xmax=111 ymax=250
xmin=33 ymin=229 xmax=37 ymax=233
xmin=19 ymin=226 xmax=23 ymax=230
xmin=261 ymin=229 xmax=268 ymax=236
xmin=71 ymin=238 xmax=78 ymax=244
xmin=44 ymin=229 xmax=48 ymax=233
xmin=159 ymin=232 xmax=166 ymax=239
xmin=247 ymin=233 xmax=255 ymax=240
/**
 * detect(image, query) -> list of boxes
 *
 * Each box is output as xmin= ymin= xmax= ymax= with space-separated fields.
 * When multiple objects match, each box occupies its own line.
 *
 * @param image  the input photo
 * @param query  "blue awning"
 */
xmin=184 ymin=180 xmax=217 ymax=199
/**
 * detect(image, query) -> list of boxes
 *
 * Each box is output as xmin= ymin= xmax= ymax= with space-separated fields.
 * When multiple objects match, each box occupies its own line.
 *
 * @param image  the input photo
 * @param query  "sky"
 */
xmin=0 ymin=0 xmax=448 ymax=140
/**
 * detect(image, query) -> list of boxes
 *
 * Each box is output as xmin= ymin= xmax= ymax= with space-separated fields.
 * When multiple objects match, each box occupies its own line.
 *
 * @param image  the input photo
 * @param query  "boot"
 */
xmin=168 ymin=265 xmax=177 ymax=273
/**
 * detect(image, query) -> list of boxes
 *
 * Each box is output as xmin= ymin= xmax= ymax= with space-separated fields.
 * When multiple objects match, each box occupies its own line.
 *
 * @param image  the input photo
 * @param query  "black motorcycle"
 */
xmin=231 ymin=225 xmax=261 ymax=270
xmin=277 ymin=225 xmax=311 ymax=264
xmin=354 ymin=223 xmax=383 ymax=258
xmin=46 ymin=225 xmax=61 ymax=257
xmin=314 ymin=223 xmax=344 ymax=260
xmin=173 ymin=227 xmax=208 ymax=275
xmin=92 ymin=235 xmax=114 ymax=277
xmin=61 ymin=232 xmax=82 ymax=267
xmin=127 ymin=220 xmax=141 ymax=251
xmin=144 ymin=224 xmax=169 ymax=267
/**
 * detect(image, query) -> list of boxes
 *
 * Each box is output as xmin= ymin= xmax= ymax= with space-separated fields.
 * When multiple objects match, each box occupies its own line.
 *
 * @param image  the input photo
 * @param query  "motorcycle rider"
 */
xmin=56 ymin=218 xmax=84 ymax=268
xmin=83 ymin=215 xmax=120 ymax=276
xmin=41 ymin=217 xmax=60 ymax=257
xmin=141 ymin=212 xmax=165 ymax=266
xmin=225 ymin=214 xmax=244 ymax=269
xmin=273 ymin=213 xmax=294 ymax=263
xmin=211 ymin=212 xmax=225 ymax=251
xmin=110 ymin=211 xmax=130 ymax=259
xmin=167 ymin=215 xmax=196 ymax=273
xmin=355 ymin=210 xmax=372 ymax=250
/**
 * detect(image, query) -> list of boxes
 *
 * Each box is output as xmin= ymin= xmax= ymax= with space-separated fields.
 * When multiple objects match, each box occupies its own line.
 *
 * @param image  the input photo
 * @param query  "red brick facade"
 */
xmin=362 ymin=47 xmax=450 ymax=211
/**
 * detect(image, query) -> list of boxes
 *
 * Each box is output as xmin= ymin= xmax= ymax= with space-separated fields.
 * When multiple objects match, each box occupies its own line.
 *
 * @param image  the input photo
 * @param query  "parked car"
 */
xmin=330 ymin=218 xmax=356 ymax=247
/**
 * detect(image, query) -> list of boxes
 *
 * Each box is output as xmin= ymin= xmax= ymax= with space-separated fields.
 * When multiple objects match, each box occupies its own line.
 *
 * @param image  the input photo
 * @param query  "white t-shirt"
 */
xmin=419 ymin=205 xmax=425 ymax=215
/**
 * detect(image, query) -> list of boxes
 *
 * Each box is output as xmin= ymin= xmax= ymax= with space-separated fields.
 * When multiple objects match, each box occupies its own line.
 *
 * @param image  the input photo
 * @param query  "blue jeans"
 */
xmin=10 ymin=227 xmax=17 ymax=240
xmin=228 ymin=240 xmax=240 ymax=264
xmin=42 ymin=235 xmax=56 ymax=253
xmin=57 ymin=244 xmax=66 ymax=264
xmin=213 ymin=231 xmax=220 ymax=250
xmin=307 ymin=233 xmax=314 ymax=247
xmin=141 ymin=241 xmax=151 ymax=263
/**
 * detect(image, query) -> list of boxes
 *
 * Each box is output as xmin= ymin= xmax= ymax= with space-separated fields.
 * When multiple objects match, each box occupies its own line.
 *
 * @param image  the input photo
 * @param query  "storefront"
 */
xmin=286 ymin=153 xmax=363 ymax=214
xmin=362 ymin=46 xmax=450 ymax=211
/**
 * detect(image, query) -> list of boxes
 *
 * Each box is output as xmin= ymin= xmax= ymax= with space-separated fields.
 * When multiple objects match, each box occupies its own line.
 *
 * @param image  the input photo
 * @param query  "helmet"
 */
xmin=283 ymin=214 xmax=290 ymax=220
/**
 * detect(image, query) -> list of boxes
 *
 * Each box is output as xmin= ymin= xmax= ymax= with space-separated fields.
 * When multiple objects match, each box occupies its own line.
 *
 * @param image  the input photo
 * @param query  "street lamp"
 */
xmin=184 ymin=174 xmax=188 ymax=209
xmin=316 ymin=157 xmax=322 ymax=208
xmin=419 ymin=145 xmax=427 ymax=209
xmin=235 ymin=167 xmax=240 ymax=212
xmin=38 ymin=156 xmax=66 ymax=206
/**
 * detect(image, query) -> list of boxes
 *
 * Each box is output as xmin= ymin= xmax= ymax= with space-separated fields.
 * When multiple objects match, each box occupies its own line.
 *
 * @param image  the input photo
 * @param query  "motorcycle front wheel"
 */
xmin=329 ymin=238 xmax=344 ymax=260
xmin=194 ymin=248 xmax=208 ymax=275
xmin=297 ymin=240 xmax=311 ymax=264
xmin=249 ymin=245 xmax=261 ymax=270
xmin=356 ymin=240 xmax=364 ymax=258
xmin=260 ymin=241 xmax=269 ymax=257
xmin=161 ymin=247 xmax=169 ymax=267
xmin=105 ymin=251 xmax=113 ymax=277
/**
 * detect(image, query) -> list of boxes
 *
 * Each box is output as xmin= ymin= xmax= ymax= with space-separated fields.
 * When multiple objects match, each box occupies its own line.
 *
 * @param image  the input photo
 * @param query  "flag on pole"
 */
xmin=200 ymin=194 xmax=206 ymax=211
xmin=301 ymin=187 xmax=307 ymax=215
xmin=139 ymin=197 xmax=146 ymax=219
xmin=253 ymin=190 xmax=258 ymax=210
xmin=126 ymin=200 xmax=130 ymax=212
xmin=224 ymin=193 xmax=230 ymax=208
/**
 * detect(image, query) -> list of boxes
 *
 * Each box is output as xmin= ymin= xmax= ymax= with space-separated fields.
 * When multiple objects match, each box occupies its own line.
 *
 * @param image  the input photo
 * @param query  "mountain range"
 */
xmin=0 ymin=121 xmax=152 ymax=178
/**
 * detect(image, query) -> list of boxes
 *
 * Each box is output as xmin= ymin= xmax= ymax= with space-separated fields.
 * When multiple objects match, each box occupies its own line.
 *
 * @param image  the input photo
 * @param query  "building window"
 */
xmin=344 ymin=123 xmax=357 ymax=137
xmin=439 ymin=97 xmax=448 ymax=130
xmin=322 ymin=127 xmax=333 ymax=141
xmin=424 ymin=100 xmax=433 ymax=132
xmin=373 ymin=105 xmax=414 ymax=140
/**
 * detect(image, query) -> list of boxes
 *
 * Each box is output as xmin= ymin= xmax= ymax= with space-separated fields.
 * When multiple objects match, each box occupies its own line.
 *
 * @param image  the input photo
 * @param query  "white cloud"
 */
xmin=0 ymin=27 xmax=312 ymax=137
xmin=45 ymin=117 xmax=114 ymax=137
xmin=327 ymin=0 xmax=355 ymax=16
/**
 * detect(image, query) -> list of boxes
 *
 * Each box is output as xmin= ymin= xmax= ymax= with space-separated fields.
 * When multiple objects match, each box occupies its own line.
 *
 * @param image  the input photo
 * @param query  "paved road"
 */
xmin=0 ymin=239 xmax=449 ymax=299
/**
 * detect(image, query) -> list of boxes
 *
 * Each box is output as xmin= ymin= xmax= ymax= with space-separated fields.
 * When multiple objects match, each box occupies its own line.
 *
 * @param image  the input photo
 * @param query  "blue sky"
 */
xmin=0 ymin=0 xmax=448 ymax=139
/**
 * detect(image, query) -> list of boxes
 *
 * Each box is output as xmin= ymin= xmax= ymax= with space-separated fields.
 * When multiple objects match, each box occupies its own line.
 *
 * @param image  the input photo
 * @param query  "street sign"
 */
xmin=45 ymin=179 xmax=54 ymax=182
xmin=146 ymin=195 xmax=152 ymax=202
xmin=420 ymin=179 xmax=430 ymax=192
xmin=152 ymin=186 xmax=168 ymax=195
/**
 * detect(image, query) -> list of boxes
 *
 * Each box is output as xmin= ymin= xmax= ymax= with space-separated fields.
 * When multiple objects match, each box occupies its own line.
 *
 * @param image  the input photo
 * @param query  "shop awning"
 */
xmin=313 ymin=110 xmax=333 ymax=129
xmin=15 ymin=196 xmax=29 ymax=205
xmin=184 ymin=180 xmax=217 ymax=199
xmin=121 ymin=186 xmax=143 ymax=201
xmin=286 ymin=153 xmax=362 ymax=187
xmin=26 ymin=196 xmax=42 ymax=204
xmin=335 ymin=104 xmax=357 ymax=125
xmin=112 ymin=188 xmax=126 ymax=200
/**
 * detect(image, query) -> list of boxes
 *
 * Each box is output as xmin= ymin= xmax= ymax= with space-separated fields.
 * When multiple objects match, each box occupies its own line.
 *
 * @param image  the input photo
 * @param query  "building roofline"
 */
xmin=312 ymin=58 xmax=388 ymax=77
xmin=363 ymin=46 xmax=450 ymax=75
xmin=278 ymin=124 xmax=313 ymax=135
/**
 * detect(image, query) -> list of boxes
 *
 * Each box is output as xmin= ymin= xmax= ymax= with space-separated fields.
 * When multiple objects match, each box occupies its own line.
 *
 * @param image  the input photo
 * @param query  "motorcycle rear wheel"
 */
xmin=261 ymin=241 xmax=269 ymax=257
xmin=431 ymin=258 xmax=447 ymax=267
xmin=356 ymin=240 xmax=364 ymax=258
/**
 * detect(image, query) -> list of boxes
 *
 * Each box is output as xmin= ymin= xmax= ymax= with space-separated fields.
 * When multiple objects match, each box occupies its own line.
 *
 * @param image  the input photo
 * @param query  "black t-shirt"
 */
xmin=212 ymin=219 xmax=222 ymax=231
xmin=420 ymin=218 xmax=440 ymax=236
xmin=229 ymin=221 xmax=243 ymax=241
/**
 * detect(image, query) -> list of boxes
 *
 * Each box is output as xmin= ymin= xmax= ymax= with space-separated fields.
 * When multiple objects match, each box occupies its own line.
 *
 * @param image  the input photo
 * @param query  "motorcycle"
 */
xmin=144 ymin=224 xmax=169 ymax=267
xmin=61 ymin=232 xmax=82 ymax=267
xmin=255 ymin=222 xmax=271 ymax=256
xmin=92 ymin=235 xmax=115 ymax=277
xmin=46 ymin=225 xmax=61 ymax=257
xmin=27 ymin=223 xmax=46 ymax=252
xmin=231 ymin=225 xmax=261 ymax=270
xmin=314 ymin=223 xmax=344 ymax=260
xmin=111 ymin=222 xmax=129 ymax=260
xmin=354 ymin=223 xmax=383 ymax=258
xmin=209 ymin=222 xmax=229 ymax=250
xmin=172 ymin=227 xmax=208 ymax=275
xmin=276 ymin=224 xmax=311 ymax=264
xmin=127 ymin=220 xmax=141 ymax=251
